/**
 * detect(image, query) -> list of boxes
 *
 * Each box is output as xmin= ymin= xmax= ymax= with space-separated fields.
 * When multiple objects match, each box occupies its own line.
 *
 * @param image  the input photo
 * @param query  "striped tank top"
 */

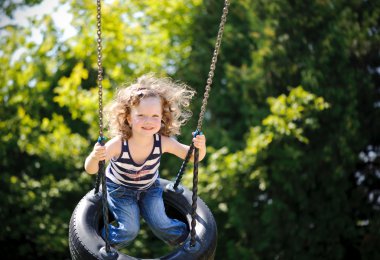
xmin=106 ymin=134 xmax=161 ymax=190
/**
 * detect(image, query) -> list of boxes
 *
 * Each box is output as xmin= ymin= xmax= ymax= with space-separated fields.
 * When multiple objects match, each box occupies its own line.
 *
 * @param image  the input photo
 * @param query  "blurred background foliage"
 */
xmin=1 ymin=0 xmax=379 ymax=259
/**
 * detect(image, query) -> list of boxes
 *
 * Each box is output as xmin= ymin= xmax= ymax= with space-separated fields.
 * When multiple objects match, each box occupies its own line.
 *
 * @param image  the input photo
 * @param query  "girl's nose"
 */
xmin=144 ymin=116 xmax=154 ymax=123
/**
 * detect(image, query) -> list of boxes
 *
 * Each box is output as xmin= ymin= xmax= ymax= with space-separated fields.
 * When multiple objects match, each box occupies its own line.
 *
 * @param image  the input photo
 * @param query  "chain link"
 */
xmin=197 ymin=0 xmax=230 ymax=131
xmin=189 ymin=0 xmax=230 ymax=248
xmin=96 ymin=0 xmax=112 ymax=254
xmin=97 ymin=0 xmax=104 ymax=137
xmin=174 ymin=0 xmax=229 ymax=189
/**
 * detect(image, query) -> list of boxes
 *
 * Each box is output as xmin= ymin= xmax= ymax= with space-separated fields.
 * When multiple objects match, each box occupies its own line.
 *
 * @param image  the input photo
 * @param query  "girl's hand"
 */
xmin=192 ymin=133 xmax=206 ymax=150
xmin=91 ymin=142 xmax=106 ymax=161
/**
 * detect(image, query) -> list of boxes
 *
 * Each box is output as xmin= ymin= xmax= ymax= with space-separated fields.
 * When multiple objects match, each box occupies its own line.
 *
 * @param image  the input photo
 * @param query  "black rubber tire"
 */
xmin=69 ymin=178 xmax=217 ymax=260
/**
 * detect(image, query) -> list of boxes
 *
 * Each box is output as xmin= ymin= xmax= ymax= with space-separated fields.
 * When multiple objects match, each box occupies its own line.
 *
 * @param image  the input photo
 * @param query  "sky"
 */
xmin=0 ymin=0 xmax=76 ymax=42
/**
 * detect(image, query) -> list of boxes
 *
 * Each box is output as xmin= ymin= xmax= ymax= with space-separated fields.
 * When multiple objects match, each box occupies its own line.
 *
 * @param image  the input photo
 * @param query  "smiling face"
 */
xmin=127 ymin=96 xmax=163 ymax=137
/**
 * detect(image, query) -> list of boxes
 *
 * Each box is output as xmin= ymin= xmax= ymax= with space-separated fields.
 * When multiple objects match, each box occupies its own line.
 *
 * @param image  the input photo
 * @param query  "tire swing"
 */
xmin=69 ymin=1 xmax=229 ymax=259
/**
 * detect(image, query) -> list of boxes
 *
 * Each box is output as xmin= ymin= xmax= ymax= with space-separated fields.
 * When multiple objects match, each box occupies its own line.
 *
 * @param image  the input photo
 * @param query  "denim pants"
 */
xmin=102 ymin=179 xmax=188 ymax=248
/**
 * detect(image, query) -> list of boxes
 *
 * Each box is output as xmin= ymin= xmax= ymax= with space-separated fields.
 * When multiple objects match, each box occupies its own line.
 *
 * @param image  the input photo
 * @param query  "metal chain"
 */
xmin=183 ymin=0 xmax=230 ymax=248
xmin=97 ymin=0 xmax=104 ymax=137
xmin=94 ymin=0 xmax=103 ymax=195
xmin=94 ymin=0 xmax=104 ymax=194
xmin=95 ymin=0 xmax=112 ymax=254
xmin=196 ymin=0 xmax=230 ymax=131
xmin=174 ymin=0 xmax=229 ymax=189
xmin=174 ymin=0 xmax=230 ymax=189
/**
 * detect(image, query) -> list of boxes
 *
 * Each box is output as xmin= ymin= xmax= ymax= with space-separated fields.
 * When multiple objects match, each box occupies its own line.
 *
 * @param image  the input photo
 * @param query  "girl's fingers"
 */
xmin=93 ymin=145 xmax=106 ymax=160
xmin=193 ymin=136 xmax=206 ymax=148
xmin=193 ymin=135 xmax=205 ymax=142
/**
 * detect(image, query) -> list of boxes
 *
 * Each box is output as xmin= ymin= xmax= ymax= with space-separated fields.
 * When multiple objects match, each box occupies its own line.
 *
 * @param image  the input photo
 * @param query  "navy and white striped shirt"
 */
xmin=106 ymin=134 xmax=161 ymax=190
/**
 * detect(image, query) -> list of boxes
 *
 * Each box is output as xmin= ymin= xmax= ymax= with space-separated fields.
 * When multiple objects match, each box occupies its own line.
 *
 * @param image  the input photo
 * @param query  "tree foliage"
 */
xmin=0 ymin=0 xmax=200 ymax=258
xmin=186 ymin=0 xmax=380 ymax=259
xmin=0 ymin=0 xmax=379 ymax=259
xmin=0 ymin=0 xmax=44 ymax=18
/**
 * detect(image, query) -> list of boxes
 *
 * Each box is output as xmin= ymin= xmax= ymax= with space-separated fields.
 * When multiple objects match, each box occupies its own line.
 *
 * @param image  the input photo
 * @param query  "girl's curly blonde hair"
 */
xmin=105 ymin=74 xmax=196 ymax=140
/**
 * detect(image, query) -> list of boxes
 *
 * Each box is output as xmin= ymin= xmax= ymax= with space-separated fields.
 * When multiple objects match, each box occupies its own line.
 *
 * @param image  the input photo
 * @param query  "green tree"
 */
xmin=185 ymin=0 xmax=380 ymax=259
xmin=0 ymin=0 xmax=201 ymax=258
xmin=1 ymin=0 xmax=379 ymax=259
xmin=0 ymin=0 xmax=44 ymax=18
xmin=193 ymin=87 xmax=330 ymax=259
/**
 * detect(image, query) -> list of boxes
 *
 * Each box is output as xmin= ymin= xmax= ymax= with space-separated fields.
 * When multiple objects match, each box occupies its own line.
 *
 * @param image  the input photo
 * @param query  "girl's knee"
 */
xmin=112 ymin=227 xmax=139 ymax=249
xmin=151 ymin=221 xmax=188 ymax=246
xmin=128 ymin=226 xmax=139 ymax=239
xmin=111 ymin=222 xmax=139 ymax=243
xmin=121 ymin=225 xmax=139 ymax=240
xmin=152 ymin=219 xmax=187 ymax=234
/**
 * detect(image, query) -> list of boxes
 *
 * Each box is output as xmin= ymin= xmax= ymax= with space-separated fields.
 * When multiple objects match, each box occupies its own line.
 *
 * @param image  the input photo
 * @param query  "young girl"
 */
xmin=84 ymin=74 xmax=206 ymax=249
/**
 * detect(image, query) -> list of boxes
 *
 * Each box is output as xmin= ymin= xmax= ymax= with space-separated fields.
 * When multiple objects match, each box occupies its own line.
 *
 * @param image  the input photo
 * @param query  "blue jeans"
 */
xmin=102 ymin=179 xmax=188 ymax=248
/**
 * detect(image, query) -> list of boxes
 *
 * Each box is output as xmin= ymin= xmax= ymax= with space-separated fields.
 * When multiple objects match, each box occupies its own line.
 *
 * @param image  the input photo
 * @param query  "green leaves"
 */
xmin=1 ymin=0 xmax=379 ymax=259
xmin=263 ymin=86 xmax=329 ymax=143
xmin=0 ymin=0 xmax=202 ymax=258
